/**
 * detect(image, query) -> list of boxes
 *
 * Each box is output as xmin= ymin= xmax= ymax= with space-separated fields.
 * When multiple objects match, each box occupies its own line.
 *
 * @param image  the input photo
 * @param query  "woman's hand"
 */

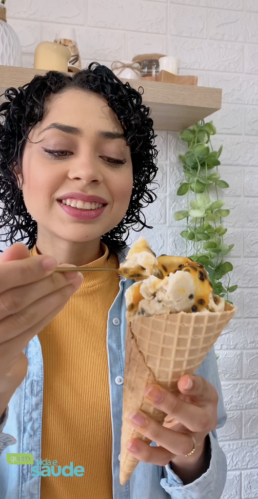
xmin=0 ymin=243 xmax=83 ymax=415
xmin=126 ymin=374 xmax=218 ymax=484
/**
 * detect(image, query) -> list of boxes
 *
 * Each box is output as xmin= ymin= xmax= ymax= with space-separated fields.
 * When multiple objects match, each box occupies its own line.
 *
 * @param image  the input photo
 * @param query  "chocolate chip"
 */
xmin=161 ymin=264 xmax=168 ymax=272
xmin=188 ymin=294 xmax=194 ymax=300
xmin=199 ymin=271 xmax=206 ymax=281
xmin=213 ymin=295 xmax=219 ymax=304
xmin=197 ymin=264 xmax=204 ymax=268
xmin=178 ymin=264 xmax=185 ymax=269
xmin=192 ymin=305 xmax=198 ymax=312
xmin=128 ymin=304 xmax=135 ymax=311
xmin=198 ymin=299 xmax=205 ymax=305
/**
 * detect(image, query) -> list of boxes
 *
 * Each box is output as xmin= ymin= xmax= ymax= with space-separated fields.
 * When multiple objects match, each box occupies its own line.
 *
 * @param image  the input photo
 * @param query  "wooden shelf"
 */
xmin=0 ymin=66 xmax=222 ymax=131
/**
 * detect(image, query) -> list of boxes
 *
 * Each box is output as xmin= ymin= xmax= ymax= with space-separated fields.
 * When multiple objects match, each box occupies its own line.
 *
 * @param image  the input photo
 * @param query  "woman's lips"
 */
xmin=57 ymin=200 xmax=107 ymax=220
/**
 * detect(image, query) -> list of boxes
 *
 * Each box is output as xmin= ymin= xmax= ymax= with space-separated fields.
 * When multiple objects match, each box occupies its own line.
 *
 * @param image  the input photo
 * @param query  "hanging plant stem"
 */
xmin=173 ymin=120 xmax=237 ymax=303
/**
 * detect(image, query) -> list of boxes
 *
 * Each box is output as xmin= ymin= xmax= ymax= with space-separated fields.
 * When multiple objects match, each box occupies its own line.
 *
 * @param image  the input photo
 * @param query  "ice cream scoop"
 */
xmin=120 ymin=237 xmax=224 ymax=318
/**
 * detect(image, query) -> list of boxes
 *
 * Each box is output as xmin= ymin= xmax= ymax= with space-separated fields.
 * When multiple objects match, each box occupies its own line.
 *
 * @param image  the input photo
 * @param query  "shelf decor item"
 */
xmin=54 ymin=27 xmax=82 ymax=73
xmin=132 ymin=53 xmax=165 ymax=77
xmin=111 ymin=60 xmax=141 ymax=79
xmin=0 ymin=0 xmax=22 ymax=67
xmin=34 ymin=41 xmax=71 ymax=72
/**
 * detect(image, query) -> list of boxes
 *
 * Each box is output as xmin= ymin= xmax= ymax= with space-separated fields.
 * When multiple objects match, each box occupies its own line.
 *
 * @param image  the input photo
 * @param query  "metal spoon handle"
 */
xmin=55 ymin=267 xmax=119 ymax=273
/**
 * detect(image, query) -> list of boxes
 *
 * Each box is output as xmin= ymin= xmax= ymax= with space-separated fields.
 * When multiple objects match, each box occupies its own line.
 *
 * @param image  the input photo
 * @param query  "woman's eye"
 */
xmin=100 ymin=156 xmax=126 ymax=166
xmin=43 ymin=149 xmax=72 ymax=158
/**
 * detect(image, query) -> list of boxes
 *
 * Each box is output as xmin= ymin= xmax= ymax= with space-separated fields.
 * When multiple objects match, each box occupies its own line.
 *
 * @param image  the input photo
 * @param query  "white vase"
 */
xmin=0 ymin=4 xmax=22 ymax=67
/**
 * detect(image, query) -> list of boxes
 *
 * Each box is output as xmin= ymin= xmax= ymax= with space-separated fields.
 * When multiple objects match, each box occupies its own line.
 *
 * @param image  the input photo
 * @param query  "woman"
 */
xmin=0 ymin=63 xmax=226 ymax=498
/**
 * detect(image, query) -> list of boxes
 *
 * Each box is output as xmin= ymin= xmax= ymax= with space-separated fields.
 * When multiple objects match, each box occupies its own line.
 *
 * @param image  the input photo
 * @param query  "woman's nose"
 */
xmin=68 ymin=154 xmax=104 ymax=184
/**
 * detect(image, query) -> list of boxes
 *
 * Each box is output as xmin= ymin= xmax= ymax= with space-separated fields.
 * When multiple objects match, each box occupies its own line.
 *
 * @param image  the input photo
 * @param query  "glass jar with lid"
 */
xmin=132 ymin=53 xmax=166 ymax=77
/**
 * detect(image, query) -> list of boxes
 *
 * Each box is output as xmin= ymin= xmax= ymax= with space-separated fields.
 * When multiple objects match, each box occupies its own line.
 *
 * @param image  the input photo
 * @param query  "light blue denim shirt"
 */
xmin=0 ymin=244 xmax=227 ymax=499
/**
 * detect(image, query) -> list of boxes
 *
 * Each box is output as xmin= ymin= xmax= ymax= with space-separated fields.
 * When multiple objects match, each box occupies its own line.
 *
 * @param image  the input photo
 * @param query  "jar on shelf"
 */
xmin=0 ymin=0 xmax=22 ymax=67
xmin=132 ymin=53 xmax=166 ymax=77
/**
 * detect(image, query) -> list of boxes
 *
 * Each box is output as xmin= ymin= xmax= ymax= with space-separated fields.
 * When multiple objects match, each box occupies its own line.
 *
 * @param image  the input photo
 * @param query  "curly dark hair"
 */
xmin=0 ymin=62 xmax=159 ymax=254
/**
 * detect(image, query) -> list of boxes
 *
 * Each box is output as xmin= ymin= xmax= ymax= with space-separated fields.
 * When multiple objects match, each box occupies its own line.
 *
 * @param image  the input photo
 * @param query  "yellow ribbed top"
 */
xmin=30 ymin=243 xmax=120 ymax=498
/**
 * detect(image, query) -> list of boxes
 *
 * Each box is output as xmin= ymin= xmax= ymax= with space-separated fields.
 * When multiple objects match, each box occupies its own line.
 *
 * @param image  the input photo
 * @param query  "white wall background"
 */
xmin=4 ymin=0 xmax=258 ymax=497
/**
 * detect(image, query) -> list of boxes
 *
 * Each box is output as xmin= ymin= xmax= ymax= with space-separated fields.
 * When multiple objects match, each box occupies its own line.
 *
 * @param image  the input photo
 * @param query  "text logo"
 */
xmin=6 ymin=453 xmax=34 ymax=465
xmin=32 ymin=459 xmax=85 ymax=477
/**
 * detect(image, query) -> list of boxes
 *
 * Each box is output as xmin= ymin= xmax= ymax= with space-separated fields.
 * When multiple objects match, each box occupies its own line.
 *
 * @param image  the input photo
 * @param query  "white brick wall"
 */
xmin=5 ymin=0 xmax=258 ymax=496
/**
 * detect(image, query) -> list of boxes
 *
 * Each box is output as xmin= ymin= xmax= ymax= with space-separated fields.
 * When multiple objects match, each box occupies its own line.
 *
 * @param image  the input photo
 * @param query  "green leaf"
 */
xmin=196 ymin=193 xmax=212 ymax=208
xmin=216 ymin=180 xmax=229 ymax=189
xmin=195 ymin=232 xmax=210 ymax=241
xmin=195 ymin=255 xmax=211 ymax=264
xmin=190 ymin=181 xmax=205 ymax=193
xmin=217 ymin=244 xmax=231 ymax=255
xmin=215 ymin=225 xmax=227 ymax=236
xmin=180 ymin=230 xmax=195 ymax=240
xmin=227 ymin=285 xmax=238 ymax=293
xmin=217 ymin=145 xmax=223 ymax=158
xmin=184 ymin=151 xmax=198 ymax=169
xmin=180 ymin=129 xmax=195 ymax=143
xmin=208 ymin=172 xmax=220 ymax=181
xmin=197 ymin=176 xmax=213 ymax=185
xmin=177 ymin=183 xmax=190 ymax=196
xmin=189 ymin=208 xmax=205 ymax=218
xmin=193 ymin=144 xmax=210 ymax=160
xmin=173 ymin=210 xmax=189 ymax=221
xmin=190 ymin=200 xmax=199 ymax=210
xmin=205 ymin=212 xmax=221 ymax=223
xmin=197 ymin=130 xmax=208 ymax=143
xmin=206 ymin=224 xmax=216 ymax=233
xmin=217 ymin=209 xmax=230 ymax=218
xmin=214 ymin=262 xmax=233 ymax=280
xmin=210 ymin=200 xmax=225 ymax=211
xmin=202 ymin=122 xmax=216 ymax=135
xmin=207 ymin=151 xmax=221 ymax=168
xmin=203 ymin=242 xmax=218 ymax=249
xmin=179 ymin=154 xmax=186 ymax=165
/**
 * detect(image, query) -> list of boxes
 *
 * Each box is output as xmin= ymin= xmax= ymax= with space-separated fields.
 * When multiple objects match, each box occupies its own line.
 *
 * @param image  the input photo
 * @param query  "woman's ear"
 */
xmin=11 ymin=164 xmax=23 ymax=190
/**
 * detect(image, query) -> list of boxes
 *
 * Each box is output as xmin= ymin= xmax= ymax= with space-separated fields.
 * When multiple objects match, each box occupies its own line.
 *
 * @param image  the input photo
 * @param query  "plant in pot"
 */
xmin=173 ymin=120 xmax=237 ymax=303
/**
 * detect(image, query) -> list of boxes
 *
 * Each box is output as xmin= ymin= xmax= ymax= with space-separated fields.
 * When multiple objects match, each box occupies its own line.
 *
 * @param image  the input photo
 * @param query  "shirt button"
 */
xmin=115 ymin=376 xmax=124 ymax=385
xmin=118 ymin=453 xmax=120 ymax=461
xmin=113 ymin=318 xmax=120 ymax=326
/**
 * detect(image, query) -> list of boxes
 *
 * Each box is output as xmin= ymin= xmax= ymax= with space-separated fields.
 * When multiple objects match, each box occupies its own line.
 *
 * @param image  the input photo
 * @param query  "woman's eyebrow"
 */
xmin=39 ymin=123 xmax=82 ymax=135
xmin=38 ymin=123 xmax=126 ymax=140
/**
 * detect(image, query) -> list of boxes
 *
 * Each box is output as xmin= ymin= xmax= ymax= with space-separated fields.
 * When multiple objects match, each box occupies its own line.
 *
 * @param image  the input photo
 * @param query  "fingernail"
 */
xmin=185 ymin=378 xmax=193 ymax=390
xmin=129 ymin=411 xmax=147 ymax=427
xmin=126 ymin=441 xmax=138 ymax=452
xmin=42 ymin=257 xmax=58 ymax=271
xmin=66 ymin=271 xmax=84 ymax=282
xmin=144 ymin=385 xmax=163 ymax=403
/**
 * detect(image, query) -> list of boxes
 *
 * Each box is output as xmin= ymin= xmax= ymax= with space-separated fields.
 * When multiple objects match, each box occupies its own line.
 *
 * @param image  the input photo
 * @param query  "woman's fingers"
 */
xmin=0 ymin=277 xmax=82 ymax=345
xmin=0 ymin=243 xmax=58 ymax=294
xmin=0 ymin=283 xmax=80 ymax=369
xmin=143 ymin=381 xmax=217 ymax=433
xmin=127 ymin=410 xmax=196 ymax=458
xmin=178 ymin=375 xmax=219 ymax=405
xmin=126 ymin=438 xmax=172 ymax=467
xmin=0 ymin=267 xmax=82 ymax=326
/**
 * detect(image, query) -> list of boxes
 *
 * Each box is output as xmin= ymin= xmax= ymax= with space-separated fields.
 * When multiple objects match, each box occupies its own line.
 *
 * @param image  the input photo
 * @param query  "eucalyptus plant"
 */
xmin=173 ymin=120 xmax=237 ymax=302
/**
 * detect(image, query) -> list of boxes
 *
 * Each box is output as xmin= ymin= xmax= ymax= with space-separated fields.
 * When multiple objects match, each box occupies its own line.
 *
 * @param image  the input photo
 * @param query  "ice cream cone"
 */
xmin=119 ymin=301 xmax=236 ymax=485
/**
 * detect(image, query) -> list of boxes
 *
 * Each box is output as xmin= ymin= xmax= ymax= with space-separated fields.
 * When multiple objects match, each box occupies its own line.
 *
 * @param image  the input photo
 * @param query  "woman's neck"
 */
xmin=35 ymin=236 xmax=104 ymax=266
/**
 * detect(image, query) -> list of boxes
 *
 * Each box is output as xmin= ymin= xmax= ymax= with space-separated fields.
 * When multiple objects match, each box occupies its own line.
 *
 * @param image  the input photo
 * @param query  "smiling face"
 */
xmin=18 ymin=88 xmax=133 ymax=264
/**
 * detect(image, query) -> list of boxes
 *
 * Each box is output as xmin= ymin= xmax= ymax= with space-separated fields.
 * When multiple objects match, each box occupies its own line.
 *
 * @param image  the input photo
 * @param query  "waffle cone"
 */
xmin=119 ymin=302 xmax=236 ymax=485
